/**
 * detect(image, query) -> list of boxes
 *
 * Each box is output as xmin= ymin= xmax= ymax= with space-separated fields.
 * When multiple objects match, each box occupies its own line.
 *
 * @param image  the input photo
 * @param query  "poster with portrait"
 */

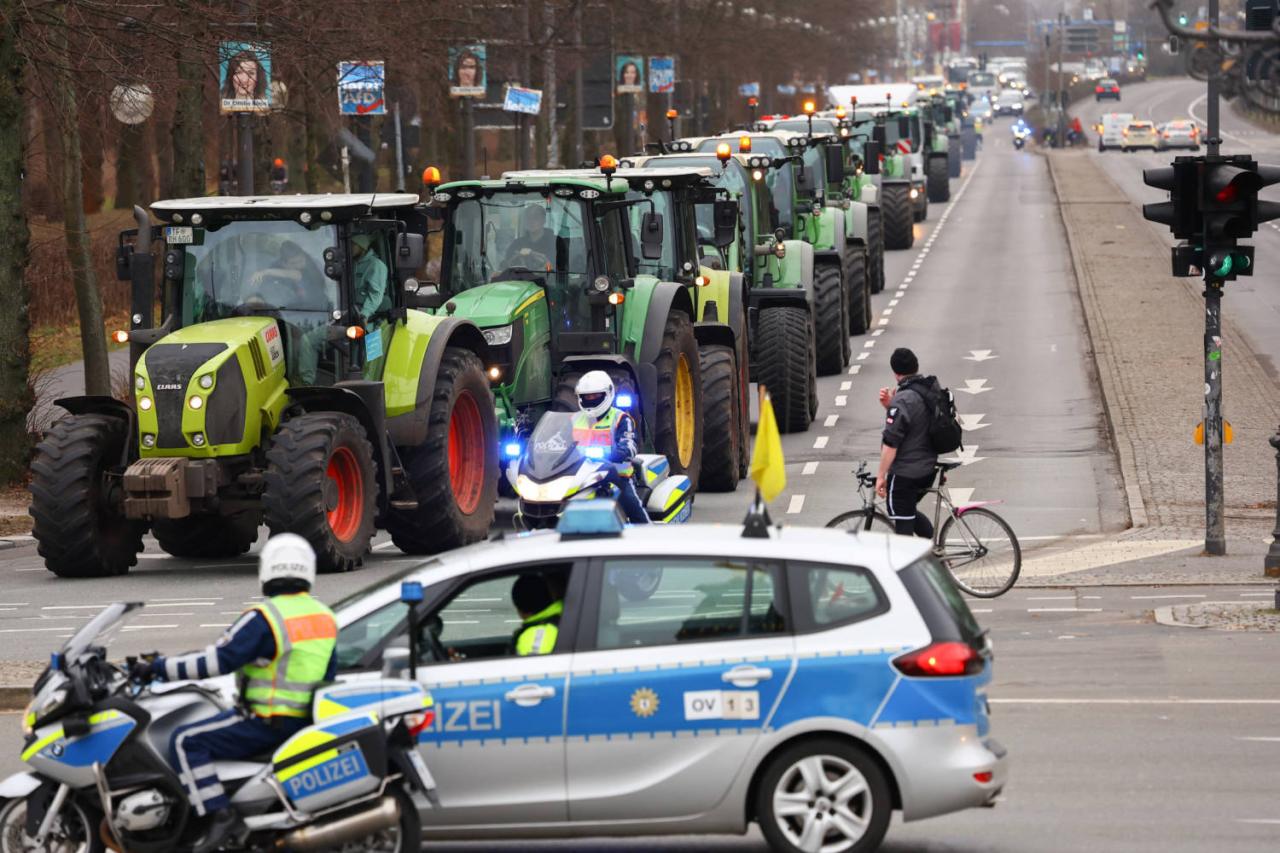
xmin=648 ymin=56 xmax=675 ymax=94
xmin=337 ymin=61 xmax=386 ymax=116
xmin=219 ymin=41 xmax=272 ymax=114
xmin=449 ymin=44 xmax=487 ymax=97
xmin=616 ymin=55 xmax=644 ymax=94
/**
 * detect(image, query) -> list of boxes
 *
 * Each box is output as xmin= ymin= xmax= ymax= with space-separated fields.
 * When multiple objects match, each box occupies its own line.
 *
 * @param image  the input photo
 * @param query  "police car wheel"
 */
xmin=756 ymin=739 xmax=891 ymax=853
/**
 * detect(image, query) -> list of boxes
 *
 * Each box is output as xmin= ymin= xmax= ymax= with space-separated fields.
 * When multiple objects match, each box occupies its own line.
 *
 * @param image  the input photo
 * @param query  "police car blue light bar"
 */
xmin=558 ymin=499 xmax=626 ymax=537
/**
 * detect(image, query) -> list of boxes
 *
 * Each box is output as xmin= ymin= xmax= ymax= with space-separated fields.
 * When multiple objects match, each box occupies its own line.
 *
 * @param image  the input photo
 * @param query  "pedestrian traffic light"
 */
xmin=1143 ymin=159 xmax=1200 ymax=239
xmin=1204 ymin=245 xmax=1254 ymax=281
xmin=1178 ymin=12 xmax=1189 ymax=25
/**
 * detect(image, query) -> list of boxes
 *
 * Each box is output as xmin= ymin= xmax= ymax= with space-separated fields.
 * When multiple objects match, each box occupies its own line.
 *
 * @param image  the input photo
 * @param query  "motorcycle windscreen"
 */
xmin=521 ymin=411 xmax=586 ymax=481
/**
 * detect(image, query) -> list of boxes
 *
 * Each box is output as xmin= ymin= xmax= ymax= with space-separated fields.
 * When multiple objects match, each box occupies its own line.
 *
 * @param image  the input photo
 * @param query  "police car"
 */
xmin=333 ymin=503 xmax=1007 ymax=852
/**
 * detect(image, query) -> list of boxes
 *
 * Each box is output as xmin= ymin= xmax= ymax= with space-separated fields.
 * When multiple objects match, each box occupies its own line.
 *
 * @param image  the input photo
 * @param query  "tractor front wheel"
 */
xmin=264 ymin=413 xmax=377 ymax=573
xmin=754 ymin=306 xmax=815 ymax=434
xmin=813 ymin=262 xmax=847 ymax=376
xmin=30 ymin=414 xmax=145 ymax=578
xmin=654 ymin=312 xmax=703 ymax=490
xmin=927 ymin=155 xmax=951 ymax=202
xmin=698 ymin=344 xmax=741 ymax=493
xmin=847 ymin=249 xmax=871 ymax=336
xmin=387 ymin=348 xmax=497 ymax=555
xmin=153 ymin=512 xmax=259 ymax=559
xmin=867 ymin=208 xmax=886 ymax=294
xmin=881 ymin=184 xmax=915 ymax=250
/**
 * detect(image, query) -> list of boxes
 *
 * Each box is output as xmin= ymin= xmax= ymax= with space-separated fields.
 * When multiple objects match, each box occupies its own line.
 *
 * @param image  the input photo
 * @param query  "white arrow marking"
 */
xmin=949 ymin=487 xmax=975 ymax=506
xmin=958 ymin=413 xmax=988 ymax=432
xmin=943 ymin=445 xmax=986 ymax=466
xmin=965 ymin=350 xmax=998 ymax=362
xmin=957 ymin=378 xmax=992 ymax=395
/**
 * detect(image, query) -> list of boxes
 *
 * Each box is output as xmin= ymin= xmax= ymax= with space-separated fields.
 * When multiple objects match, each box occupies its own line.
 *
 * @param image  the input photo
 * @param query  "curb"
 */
xmin=0 ymin=686 xmax=29 ymax=712
xmin=1154 ymin=601 xmax=1280 ymax=630
xmin=1045 ymin=152 xmax=1149 ymax=532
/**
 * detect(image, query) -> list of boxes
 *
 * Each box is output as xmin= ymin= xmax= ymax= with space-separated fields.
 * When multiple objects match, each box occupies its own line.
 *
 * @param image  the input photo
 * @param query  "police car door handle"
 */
xmin=721 ymin=666 xmax=773 ymax=687
xmin=504 ymin=683 xmax=556 ymax=707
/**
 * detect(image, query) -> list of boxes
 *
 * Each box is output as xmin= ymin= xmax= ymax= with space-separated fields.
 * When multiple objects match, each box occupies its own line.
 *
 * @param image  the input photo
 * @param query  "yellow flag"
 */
xmin=750 ymin=390 xmax=786 ymax=503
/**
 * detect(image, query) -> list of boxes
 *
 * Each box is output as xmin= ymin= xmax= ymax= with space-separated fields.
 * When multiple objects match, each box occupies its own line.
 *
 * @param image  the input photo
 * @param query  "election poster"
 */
xmin=219 ymin=41 xmax=272 ymax=114
xmin=449 ymin=44 xmax=487 ymax=97
xmin=616 ymin=55 xmax=644 ymax=94
xmin=337 ymin=61 xmax=386 ymax=116
xmin=648 ymin=55 xmax=675 ymax=94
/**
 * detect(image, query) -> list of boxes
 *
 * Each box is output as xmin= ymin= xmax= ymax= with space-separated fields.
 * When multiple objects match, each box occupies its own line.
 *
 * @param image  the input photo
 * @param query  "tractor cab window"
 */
xmin=177 ymin=220 xmax=339 ymax=386
xmin=799 ymin=147 xmax=823 ymax=197
xmin=595 ymin=206 xmax=630 ymax=280
xmin=765 ymin=165 xmax=795 ymax=231
xmin=651 ymin=157 xmax=752 ymax=265
xmin=627 ymin=189 xmax=676 ymax=280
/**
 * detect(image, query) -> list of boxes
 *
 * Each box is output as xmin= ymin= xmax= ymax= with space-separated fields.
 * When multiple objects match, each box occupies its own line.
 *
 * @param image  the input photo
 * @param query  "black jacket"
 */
xmin=882 ymin=374 xmax=941 ymax=478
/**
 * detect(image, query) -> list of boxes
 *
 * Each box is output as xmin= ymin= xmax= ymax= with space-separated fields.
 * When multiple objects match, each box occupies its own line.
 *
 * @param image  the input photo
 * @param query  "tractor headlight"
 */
xmin=482 ymin=325 xmax=513 ymax=346
xmin=138 ymin=396 xmax=153 ymax=411
xmin=197 ymin=374 xmax=214 ymax=390
xmin=188 ymin=395 xmax=204 ymax=410
xmin=773 ymin=242 xmax=787 ymax=259
xmin=134 ymin=375 xmax=145 ymax=391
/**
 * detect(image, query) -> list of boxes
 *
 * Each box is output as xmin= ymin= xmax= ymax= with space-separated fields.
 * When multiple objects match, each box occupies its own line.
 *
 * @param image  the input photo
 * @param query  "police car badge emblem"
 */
xmin=630 ymin=687 xmax=659 ymax=718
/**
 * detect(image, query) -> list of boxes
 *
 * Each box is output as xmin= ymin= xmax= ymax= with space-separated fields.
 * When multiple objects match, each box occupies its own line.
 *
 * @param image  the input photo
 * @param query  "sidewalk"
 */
xmin=1047 ymin=149 xmax=1280 ymax=579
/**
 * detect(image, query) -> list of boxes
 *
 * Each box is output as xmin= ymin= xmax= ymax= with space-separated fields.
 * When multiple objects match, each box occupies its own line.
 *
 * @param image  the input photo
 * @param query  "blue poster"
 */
xmin=337 ymin=61 xmax=386 ymax=116
xmin=648 ymin=56 xmax=675 ymax=94
xmin=738 ymin=82 xmax=760 ymax=97
xmin=503 ymin=86 xmax=543 ymax=115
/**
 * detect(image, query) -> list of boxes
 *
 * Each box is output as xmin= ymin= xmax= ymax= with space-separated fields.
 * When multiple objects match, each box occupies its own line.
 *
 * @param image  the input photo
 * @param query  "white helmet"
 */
xmin=258 ymin=533 xmax=316 ymax=590
xmin=576 ymin=371 xmax=615 ymax=420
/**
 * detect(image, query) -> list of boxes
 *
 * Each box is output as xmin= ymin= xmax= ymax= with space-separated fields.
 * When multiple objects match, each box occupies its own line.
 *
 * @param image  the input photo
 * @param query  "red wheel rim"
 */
xmin=326 ymin=446 xmax=364 ymax=542
xmin=448 ymin=390 xmax=485 ymax=515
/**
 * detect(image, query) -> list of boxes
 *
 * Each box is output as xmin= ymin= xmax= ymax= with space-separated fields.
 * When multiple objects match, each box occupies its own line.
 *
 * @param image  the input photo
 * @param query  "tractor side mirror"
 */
xmin=712 ymin=200 xmax=738 ymax=248
xmin=404 ymin=280 xmax=444 ymax=310
xmin=395 ymin=233 xmax=425 ymax=273
xmin=872 ymin=124 xmax=887 ymax=147
xmin=863 ymin=141 xmax=882 ymax=175
xmin=825 ymin=146 xmax=845 ymax=185
xmin=923 ymin=121 xmax=935 ymax=147
xmin=794 ymin=163 xmax=815 ymax=196
xmin=898 ymin=116 xmax=911 ymax=139
xmin=640 ymin=211 xmax=664 ymax=260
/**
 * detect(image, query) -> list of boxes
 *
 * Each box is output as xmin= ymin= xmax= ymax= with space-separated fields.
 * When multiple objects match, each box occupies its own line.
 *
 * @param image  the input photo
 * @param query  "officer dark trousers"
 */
xmin=603 ymin=465 xmax=650 ymax=524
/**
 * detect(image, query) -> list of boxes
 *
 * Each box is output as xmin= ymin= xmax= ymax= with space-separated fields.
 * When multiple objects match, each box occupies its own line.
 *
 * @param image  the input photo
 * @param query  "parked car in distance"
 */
xmin=1157 ymin=119 xmax=1201 ymax=150
xmin=1095 ymin=78 xmax=1121 ymax=101
xmin=1122 ymin=120 xmax=1159 ymax=152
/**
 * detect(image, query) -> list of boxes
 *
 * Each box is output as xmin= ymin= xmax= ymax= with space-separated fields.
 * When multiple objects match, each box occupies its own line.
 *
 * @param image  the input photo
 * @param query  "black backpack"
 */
xmin=906 ymin=377 xmax=964 ymax=454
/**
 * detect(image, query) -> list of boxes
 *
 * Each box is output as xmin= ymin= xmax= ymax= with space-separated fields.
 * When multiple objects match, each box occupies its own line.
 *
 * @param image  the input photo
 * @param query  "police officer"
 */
xmin=572 ymin=370 xmax=650 ymax=524
xmin=511 ymin=575 xmax=562 ymax=656
xmin=876 ymin=347 xmax=941 ymax=538
xmin=144 ymin=534 xmax=337 ymax=852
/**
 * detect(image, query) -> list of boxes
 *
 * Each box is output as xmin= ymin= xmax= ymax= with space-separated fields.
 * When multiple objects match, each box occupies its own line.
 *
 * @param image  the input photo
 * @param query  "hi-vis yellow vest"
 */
xmin=572 ymin=410 xmax=632 ymax=477
xmin=240 ymin=593 xmax=337 ymax=719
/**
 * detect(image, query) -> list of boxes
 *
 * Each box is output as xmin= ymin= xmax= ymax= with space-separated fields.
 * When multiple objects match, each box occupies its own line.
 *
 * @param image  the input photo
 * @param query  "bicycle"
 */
xmin=825 ymin=461 xmax=1022 ymax=597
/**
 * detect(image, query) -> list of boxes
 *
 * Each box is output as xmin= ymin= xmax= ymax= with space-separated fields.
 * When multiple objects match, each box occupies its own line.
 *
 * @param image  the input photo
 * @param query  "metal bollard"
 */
xmin=1267 ymin=430 xmax=1280 ymax=592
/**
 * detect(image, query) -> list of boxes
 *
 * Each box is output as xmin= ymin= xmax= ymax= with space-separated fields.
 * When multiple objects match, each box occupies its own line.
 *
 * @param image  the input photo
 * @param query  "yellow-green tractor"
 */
xmin=30 ymin=197 xmax=499 ymax=577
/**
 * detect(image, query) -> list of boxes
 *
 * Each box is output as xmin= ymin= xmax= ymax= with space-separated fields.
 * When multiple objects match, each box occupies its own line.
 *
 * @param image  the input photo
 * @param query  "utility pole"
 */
xmin=1056 ymin=10 xmax=1066 ymax=146
xmin=1204 ymin=0 xmax=1225 ymax=554
xmin=238 ymin=113 xmax=254 ymax=194
xmin=544 ymin=0 xmax=559 ymax=167
xmin=573 ymin=2 xmax=584 ymax=165
xmin=462 ymin=99 xmax=476 ymax=179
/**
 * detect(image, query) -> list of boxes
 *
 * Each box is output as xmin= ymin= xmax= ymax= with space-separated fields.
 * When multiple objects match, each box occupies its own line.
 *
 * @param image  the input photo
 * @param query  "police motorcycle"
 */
xmin=1011 ymin=119 xmax=1032 ymax=150
xmin=0 ymin=602 xmax=437 ymax=852
xmin=507 ymin=410 xmax=693 ymax=532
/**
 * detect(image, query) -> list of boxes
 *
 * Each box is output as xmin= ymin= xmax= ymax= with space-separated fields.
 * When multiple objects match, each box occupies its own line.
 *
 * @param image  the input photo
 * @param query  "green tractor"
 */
xmin=921 ymin=94 xmax=955 ymax=202
xmin=629 ymin=148 xmax=819 ymax=433
xmin=30 ymin=196 xmax=499 ymax=578
xmin=936 ymin=91 xmax=966 ymax=179
xmin=828 ymin=111 xmax=889 ymax=293
xmin=427 ymin=163 xmax=750 ymax=493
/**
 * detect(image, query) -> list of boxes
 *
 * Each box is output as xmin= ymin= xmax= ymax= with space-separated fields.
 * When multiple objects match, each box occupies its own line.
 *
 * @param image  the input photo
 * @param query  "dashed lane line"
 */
xmin=857 ymin=352 xmax=870 ymax=360
xmin=840 ymin=381 xmax=852 ymax=390
xmin=802 ymin=461 xmax=819 ymax=475
xmin=786 ymin=495 xmax=806 ymax=514
xmin=824 ymin=415 xmax=839 ymax=427
xmin=835 ymin=395 xmax=848 ymax=407
xmin=813 ymin=436 xmax=829 ymax=449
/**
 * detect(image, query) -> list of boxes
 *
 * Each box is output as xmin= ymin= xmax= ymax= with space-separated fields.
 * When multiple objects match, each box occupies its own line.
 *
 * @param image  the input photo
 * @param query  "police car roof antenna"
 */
xmin=741 ymin=492 xmax=772 ymax=539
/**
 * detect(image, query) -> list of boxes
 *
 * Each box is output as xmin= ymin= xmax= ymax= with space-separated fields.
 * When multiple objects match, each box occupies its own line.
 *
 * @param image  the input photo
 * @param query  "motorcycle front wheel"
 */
xmin=331 ymin=785 xmax=421 ymax=853
xmin=0 ymin=794 xmax=105 ymax=853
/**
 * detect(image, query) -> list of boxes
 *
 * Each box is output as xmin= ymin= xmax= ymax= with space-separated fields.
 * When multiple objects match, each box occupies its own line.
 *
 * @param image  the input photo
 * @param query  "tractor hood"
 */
xmin=134 ymin=316 xmax=288 ymax=457
xmin=446 ymin=280 xmax=545 ymax=328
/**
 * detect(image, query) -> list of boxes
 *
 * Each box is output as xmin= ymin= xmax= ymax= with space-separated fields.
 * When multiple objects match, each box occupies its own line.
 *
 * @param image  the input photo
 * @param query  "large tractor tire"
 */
xmin=847 ymin=249 xmax=871 ymax=336
xmin=867 ymin=207 xmax=886 ymax=294
xmin=914 ymin=186 xmax=929 ymax=222
xmin=927 ymin=155 xmax=951 ymax=202
xmin=813 ymin=262 xmax=847 ymax=376
xmin=948 ymin=142 xmax=962 ymax=178
xmin=698 ymin=344 xmax=741 ymax=493
xmin=881 ymin=184 xmax=915 ymax=250
xmin=387 ymin=348 xmax=498 ymax=554
xmin=754 ymin=306 xmax=815 ymax=434
xmin=30 ymin=414 xmax=145 ymax=578
xmin=153 ymin=512 xmax=259 ymax=559
xmin=263 ymin=412 xmax=377 ymax=573
xmin=654 ymin=311 xmax=704 ymax=490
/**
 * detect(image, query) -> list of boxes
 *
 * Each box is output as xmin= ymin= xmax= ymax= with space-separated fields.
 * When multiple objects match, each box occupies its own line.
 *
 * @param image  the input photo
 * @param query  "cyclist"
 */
xmin=876 ymin=347 xmax=940 ymax=538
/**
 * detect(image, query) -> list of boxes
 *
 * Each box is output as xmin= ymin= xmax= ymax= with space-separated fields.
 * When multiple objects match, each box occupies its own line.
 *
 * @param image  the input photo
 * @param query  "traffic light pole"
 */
xmin=1203 ymin=279 xmax=1226 ymax=554
xmin=1207 ymin=0 xmax=1220 ymax=157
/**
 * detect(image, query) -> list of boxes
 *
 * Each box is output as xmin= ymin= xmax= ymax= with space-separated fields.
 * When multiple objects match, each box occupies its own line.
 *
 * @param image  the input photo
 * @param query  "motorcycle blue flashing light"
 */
xmin=615 ymin=393 xmax=634 ymax=408
xmin=50 ymin=652 xmax=62 ymax=671
xmin=503 ymin=442 xmax=522 ymax=459
xmin=582 ymin=446 xmax=606 ymax=460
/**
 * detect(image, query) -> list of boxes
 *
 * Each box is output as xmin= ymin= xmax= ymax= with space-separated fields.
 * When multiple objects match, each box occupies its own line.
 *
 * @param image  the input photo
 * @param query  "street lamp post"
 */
xmin=1265 ymin=429 xmax=1280 ymax=582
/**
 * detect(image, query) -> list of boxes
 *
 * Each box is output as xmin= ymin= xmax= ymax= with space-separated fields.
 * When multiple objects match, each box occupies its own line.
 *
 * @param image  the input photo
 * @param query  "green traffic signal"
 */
xmin=1178 ymin=13 xmax=1189 ymax=25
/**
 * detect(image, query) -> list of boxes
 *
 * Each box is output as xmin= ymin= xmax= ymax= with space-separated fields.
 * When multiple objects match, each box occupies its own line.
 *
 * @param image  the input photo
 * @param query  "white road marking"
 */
xmin=848 ymin=364 xmax=861 ymax=374
xmin=882 ymin=308 xmax=893 ymax=316
xmin=150 ymin=597 xmax=223 ymax=602
xmin=1130 ymin=594 xmax=1206 ymax=600
xmin=835 ymin=395 xmax=848 ymax=407
xmin=824 ymin=415 xmax=839 ymax=427
xmin=813 ymin=436 xmax=829 ymax=449
xmin=372 ymin=540 xmax=399 ymax=551
xmin=864 ymin=340 xmax=876 ymax=348
xmin=200 ymin=624 xmax=229 ymax=628
xmin=1027 ymin=596 xmax=1077 ymax=601
xmin=121 ymin=625 xmax=180 ymax=631
xmin=1235 ymin=736 xmax=1280 ymax=742
xmin=145 ymin=602 xmax=216 ymax=608
xmin=857 ymin=352 xmax=870 ymax=360
xmin=991 ymin=698 xmax=1280 ymax=705
xmin=0 ymin=603 xmax=29 ymax=607
xmin=802 ymin=461 xmax=819 ymax=476
xmin=889 ymin=298 xmax=899 ymax=307
xmin=948 ymin=487 xmax=974 ymax=505
xmin=840 ymin=381 xmax=852 ymax=390
xmin=970 ymin=608 xmax=993 ymax=613
xmin=958 ymin=413 xmax=988 ymax=432
xmin=42 ymin=605 xmax=109 ymax=610
xmin=957 ymin=378 xmax=992 ymax=395
xmin=878 ymin=318 xmax=889 ymax=326
xmin=1237 ymin=819 xmax=1280 ymax=825
xmin=871 ymin=329 xmax=884 ymax=337
xmin=895 ymin=290 xmax=906 ymax=298
xmin=1238 ymin=592 xmax=1275 ymax=598
xmin=0 ymin=626 xmax=83 ymax=634
xmin=1026 ymin=608 xmax=1103 ymax=613
xmin=943 ymin=445 xmax=986 ymax=466
xmin=965 ymin=349 xmax=998 ymax=362
xmin=786 ymin=495 xmax=806 ymax=514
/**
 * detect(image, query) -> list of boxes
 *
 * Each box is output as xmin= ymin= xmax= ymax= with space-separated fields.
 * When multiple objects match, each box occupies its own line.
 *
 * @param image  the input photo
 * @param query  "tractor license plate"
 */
xmin=164 ymin=226 xmax=194 ymax=244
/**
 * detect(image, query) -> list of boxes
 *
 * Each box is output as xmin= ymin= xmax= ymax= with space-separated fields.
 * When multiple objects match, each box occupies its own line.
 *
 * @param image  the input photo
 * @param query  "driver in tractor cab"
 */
xmin=503 ymin=204 xmax=556 ymax=269
xmin=351 ymin=233 xmax=391 ymax=321
xmin=573 ymin=370 xmax=650 ymax=524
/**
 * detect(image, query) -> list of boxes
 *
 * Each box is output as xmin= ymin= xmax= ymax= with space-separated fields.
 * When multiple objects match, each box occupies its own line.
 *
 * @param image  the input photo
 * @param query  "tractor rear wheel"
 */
xmin=153 ymin=512 xmax=259 ymax=559
xmin=388 ymin=348 xmax=497 ymax=554
xmin=881 ymin=184 xmax=915 ymax=250
xmin=867 ymin=208 xmax=886 ymax=294
xmin=754 ymin=306 xmax=815 ymax=434
xmin=698 ymin=344 xmax=740 ymax=493
xmin=927 ymin=155 xmax=951 ymax=202
xmin=813 ymin=262 xmax=847 ymax=376
xmin=847 ymin=249 xmax=871 ymax=336
xmin=30 ymin=414 xmax=145 ymax=578
xmin=948 ymin=142 xmax=962 ymax=178
xmin=654 ymin=312 xmax=703 ymax=490
xmin=264 ymin=413 xmax=376 ymax=573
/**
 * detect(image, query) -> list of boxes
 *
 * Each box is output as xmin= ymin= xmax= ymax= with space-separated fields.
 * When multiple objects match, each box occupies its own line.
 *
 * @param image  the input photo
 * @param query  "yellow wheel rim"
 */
xmin=675 ymin=354 xmax=695 ymax=467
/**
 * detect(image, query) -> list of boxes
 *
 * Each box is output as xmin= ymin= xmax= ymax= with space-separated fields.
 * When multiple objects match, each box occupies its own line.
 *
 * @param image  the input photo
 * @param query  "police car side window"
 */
xmin=596 ymin=558 xmax=785 ymax=650
xmin=794 ymin=564 xmax=889 ymax=631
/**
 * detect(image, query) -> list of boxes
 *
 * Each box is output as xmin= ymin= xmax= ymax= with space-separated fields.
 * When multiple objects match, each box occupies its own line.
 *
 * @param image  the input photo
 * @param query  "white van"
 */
xmin=1098 ymin=112 xmax=1135 ymax=151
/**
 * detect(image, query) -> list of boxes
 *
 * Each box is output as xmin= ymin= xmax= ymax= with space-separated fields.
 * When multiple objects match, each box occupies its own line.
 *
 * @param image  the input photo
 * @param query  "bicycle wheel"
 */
xmin=938 ymin=507 xmax=1021 ymax=597
xmin=826 ymin=509 xmax=896 ymax=534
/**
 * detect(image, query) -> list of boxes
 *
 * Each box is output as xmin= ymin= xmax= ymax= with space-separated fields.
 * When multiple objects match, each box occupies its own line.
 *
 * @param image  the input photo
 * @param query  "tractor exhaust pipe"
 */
xmin=274 ymin=795 xmax=400 ymax=851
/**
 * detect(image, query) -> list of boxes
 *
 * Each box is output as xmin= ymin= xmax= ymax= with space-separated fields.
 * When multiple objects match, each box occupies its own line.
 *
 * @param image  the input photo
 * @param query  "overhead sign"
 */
xmin=449 ymin=44 xmax=486 ymax=97
xmin=219 ymin=41 xmax=272 ymax=114
xmin=503 ymin=85 xmax=543 ymax=115
xmin=648 ymin=56 xmax=675 ymax=94
xmin=616 ymin=55 xmax=644 ymax=94
xmin=337 ymin=61 xmax=386 ymax=116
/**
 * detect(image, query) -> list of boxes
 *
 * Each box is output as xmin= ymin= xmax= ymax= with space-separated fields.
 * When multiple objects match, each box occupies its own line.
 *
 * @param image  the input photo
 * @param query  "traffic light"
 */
xmin=1177 ymin=12 xmax=1189 ymax=25
xmin=1143 ymin=159 xmax=1200 ymax=239
xmin=1200 ymin=156 xmax=1280 ymax=241
xmin=1204 ymin=245 xmax=1254 ymax=281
